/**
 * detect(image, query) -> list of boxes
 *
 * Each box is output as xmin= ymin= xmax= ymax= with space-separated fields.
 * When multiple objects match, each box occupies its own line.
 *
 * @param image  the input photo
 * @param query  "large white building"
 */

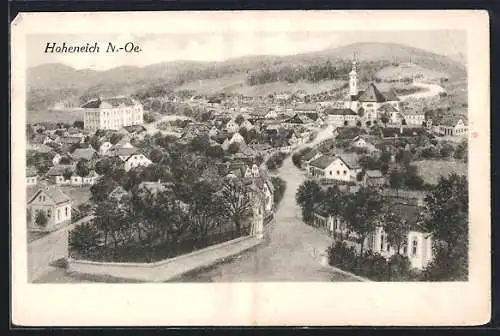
xmin=82 ymin=96 xmax=144 ymax=131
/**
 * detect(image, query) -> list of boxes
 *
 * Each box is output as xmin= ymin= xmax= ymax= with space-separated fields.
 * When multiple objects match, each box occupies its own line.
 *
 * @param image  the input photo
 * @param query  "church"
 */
xmin=345 ymin=59 xmax=402 ymax=124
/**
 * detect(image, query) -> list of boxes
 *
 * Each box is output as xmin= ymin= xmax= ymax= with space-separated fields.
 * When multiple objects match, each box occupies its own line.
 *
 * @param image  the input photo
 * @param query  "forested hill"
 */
xmin=27 ymin=42 xmax=466 ymax=109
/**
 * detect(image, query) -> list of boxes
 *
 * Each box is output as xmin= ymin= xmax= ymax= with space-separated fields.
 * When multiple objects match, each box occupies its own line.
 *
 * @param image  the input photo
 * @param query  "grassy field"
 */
xmin=27 ymin=109 xmax=84 ymax=124
xmin=175 ymin=73 xmax=346 ymax=97
xmin=412 ymin=159 xmax=467 ymax=185
xmin=375 ymin=63 xmax=449 ymax=82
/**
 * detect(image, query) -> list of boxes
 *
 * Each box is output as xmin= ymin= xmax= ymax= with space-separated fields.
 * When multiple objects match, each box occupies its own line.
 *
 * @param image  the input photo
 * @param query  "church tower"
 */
xmin=349 ymin=54 xmax=359 ymax=99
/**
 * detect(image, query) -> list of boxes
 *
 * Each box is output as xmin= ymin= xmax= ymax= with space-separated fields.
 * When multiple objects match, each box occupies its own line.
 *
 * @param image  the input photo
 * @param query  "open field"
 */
xmin=27 ymin=109 xmax=84 ymax=124
xmin=412 ymin=159 xmax=467 ymax=185
xmin=175 ymin=74 xmax=346 ymax=96
xmin=375 ymin=62 xmax=449 ymax=82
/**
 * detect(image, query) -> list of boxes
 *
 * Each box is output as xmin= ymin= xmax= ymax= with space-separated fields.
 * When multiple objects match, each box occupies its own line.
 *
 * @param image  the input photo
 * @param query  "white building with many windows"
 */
xmin=82 ymin=96 xmax=144 ymax=131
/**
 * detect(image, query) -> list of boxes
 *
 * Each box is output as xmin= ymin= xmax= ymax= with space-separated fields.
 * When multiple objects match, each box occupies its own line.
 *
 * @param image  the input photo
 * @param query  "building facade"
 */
xmin=82 ymin=96 xmax=144 ymax=131
xmin=27 ymin=187 xmax=72 ymax=232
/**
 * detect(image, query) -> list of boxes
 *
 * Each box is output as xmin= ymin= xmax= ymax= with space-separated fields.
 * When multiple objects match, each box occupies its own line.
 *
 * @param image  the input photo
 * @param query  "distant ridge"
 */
xmin=26 ymin=42 xmax=466 ymax=110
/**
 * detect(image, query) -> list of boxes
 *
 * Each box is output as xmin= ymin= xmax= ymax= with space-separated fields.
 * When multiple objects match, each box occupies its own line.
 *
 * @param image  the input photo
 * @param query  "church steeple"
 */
xmin=349 ymin=52 xmax=359 ymax=99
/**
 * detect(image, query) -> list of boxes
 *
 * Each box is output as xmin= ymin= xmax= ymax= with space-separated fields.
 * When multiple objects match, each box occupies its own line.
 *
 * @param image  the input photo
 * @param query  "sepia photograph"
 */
xmin=11 ymin=11 xmax=490 ymax=326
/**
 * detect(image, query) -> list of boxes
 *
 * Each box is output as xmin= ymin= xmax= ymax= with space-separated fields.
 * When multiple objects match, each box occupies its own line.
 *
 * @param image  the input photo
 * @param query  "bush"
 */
xmin=327 ymin=241 xmax=419 ymax=281
xmin=387 ymin=254 xmax=413 ymax=281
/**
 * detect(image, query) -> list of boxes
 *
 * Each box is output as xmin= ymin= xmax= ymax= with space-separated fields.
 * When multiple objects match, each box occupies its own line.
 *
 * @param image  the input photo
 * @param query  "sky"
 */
xmin=27 ymin=30 xmax=466 ymax=71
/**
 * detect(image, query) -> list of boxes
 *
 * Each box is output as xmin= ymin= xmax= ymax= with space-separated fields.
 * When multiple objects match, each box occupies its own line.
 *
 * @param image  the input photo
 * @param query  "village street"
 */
xmin=174 ymin=155 xmax=358 ymax=282
xmin=399 ymin=81 xmax=445 ymax=101
xmin=28 ymin=222 xmax=76 ymax=282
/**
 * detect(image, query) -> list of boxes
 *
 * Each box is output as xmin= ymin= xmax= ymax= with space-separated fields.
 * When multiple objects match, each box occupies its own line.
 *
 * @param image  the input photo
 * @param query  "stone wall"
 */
xmin=67 ymin=235 xmax=263 ymax=282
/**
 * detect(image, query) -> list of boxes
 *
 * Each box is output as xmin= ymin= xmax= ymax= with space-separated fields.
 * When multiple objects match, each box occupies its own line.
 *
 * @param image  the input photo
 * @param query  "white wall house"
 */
xmin=27 ymin=187 xmax=72 ymax=232
xmin=309 ymin=155 xmax=361 ymax=183
xmin=324 ymin=108 xmax=359 ymax=126
xmin=403 ymin=110 xmax=426 ymax=126
xmin=124 ymin=153 xmax=153 ymax=172
xmin=26 ymin=168 xmax=39 ymax=186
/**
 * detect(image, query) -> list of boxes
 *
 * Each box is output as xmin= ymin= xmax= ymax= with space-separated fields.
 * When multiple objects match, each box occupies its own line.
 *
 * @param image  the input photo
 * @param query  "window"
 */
xmin=336 ymin=170 xmax=340 ymax=175
xmin=329 ymin=171 xmax=332 ymax=175
xmin=47 ymin=209 xmax=51 ymax=218
xmin=403 ymin=246 xmax=407 ymax=255
xmin=412 ymin=240 xmax=418 ymax=256
xmin=65 ymin=207 xmax=68 ymax=217
xmin=57 ymin=209 xmax=60 ymax=221
xmin=343 ymin=170 xmax=347 ymax=175
xmin=380 ymin=234 xmax=384 ymax=251
xmin=387 ymin=244 xmax=390 ymax=252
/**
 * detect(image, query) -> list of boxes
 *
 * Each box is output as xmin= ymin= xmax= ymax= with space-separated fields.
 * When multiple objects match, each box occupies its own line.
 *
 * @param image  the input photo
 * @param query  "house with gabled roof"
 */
xmin=27 ymin=186 xmax=72 ymax=232
xmin=438 ymin=116 xmax=468 ymax=136
xmin=123 ymin=152 xmax=153 ymax=172
xmin=109 ymin=185 xmax=129 ymax=202
xmin=47 ymin=164 xmax=75 ymax=185
xmin=309 ymin=154 xmax=362 ymax=183
xmin=362 ymin=169 xmax=385 ymax=187
xmin=324 ymin=107 xmax=359 ymax=126
xmin=71 ymin=147 xmax=97 ymax=165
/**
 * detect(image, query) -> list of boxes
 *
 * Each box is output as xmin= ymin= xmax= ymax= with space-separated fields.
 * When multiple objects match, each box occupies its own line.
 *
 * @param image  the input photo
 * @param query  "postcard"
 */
xmin=11 ymin=10 xmax=490 ymax=326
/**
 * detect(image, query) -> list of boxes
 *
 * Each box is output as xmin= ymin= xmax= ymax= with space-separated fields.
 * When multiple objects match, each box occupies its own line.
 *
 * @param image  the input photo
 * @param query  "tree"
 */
xmin=68 ymin=222 xmax=102 ymax=259
xmin=188 ymin=180 xmax=226 ymax=243
xmin=235 ymin=114 xmax=245 ymax=125
xmin=322 ymin=185 xmax=343 ymax=219
xmin=255 ymin=154 xmax=264 ymax=167
xmin=35 ymin=210 xmax=48 ymax=227
xmin=206 ymin=145 xmax=224 ymax=159
xmin=227 ymin=142 xmax=240 ymax=154
xmin=422 ymin=174 xmax=468 ymax=281
xmin=76 ymin=159 xmax=90 ymax=177
xmin=383 ymin=210 xmax=411 ymax=255
xmin=380 ymin=114 xmax=389 ymax=127
xmin=358 ymin=108 xmax=365 ymax=118
xmin=389 ymin=168 xmax=405 ymax=198
xmin=93 ymin=199 xmax=129 ymax=259
xmin=110 ymin=133 xmax=123 ymax=145
xmin=143 ymin=112 xmax=156 ymax=123
xmin=271 ymin=176 xmax=286 ymax=207
xmin=90 ymin=176 xmax=118 ymax=203
xmin=238 ymin=127 xmax=248 ymax=141
xmin=221 ymin=179 xmax=253 ymax=234
xmin=342 ymin=187 xmax=384 ymax=258
xmin=63 ymin=168 xmax=73 ymax=181
xmin=190 ymin=134 xmax=210 ymax=153
xmin=149 ymin=148 xmax=164 ymax=163
xmin=73 ymin=120 xmax=84 ymax=129
xmin=439 ymin=143 xmax=454 ymax=158
xmin=296 ymin=180 xmax=323 ymax=223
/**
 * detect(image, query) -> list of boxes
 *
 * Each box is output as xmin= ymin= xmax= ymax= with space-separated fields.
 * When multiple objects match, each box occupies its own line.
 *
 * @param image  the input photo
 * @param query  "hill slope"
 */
xmin=26 ymin=42 xmax=466 ymax=108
